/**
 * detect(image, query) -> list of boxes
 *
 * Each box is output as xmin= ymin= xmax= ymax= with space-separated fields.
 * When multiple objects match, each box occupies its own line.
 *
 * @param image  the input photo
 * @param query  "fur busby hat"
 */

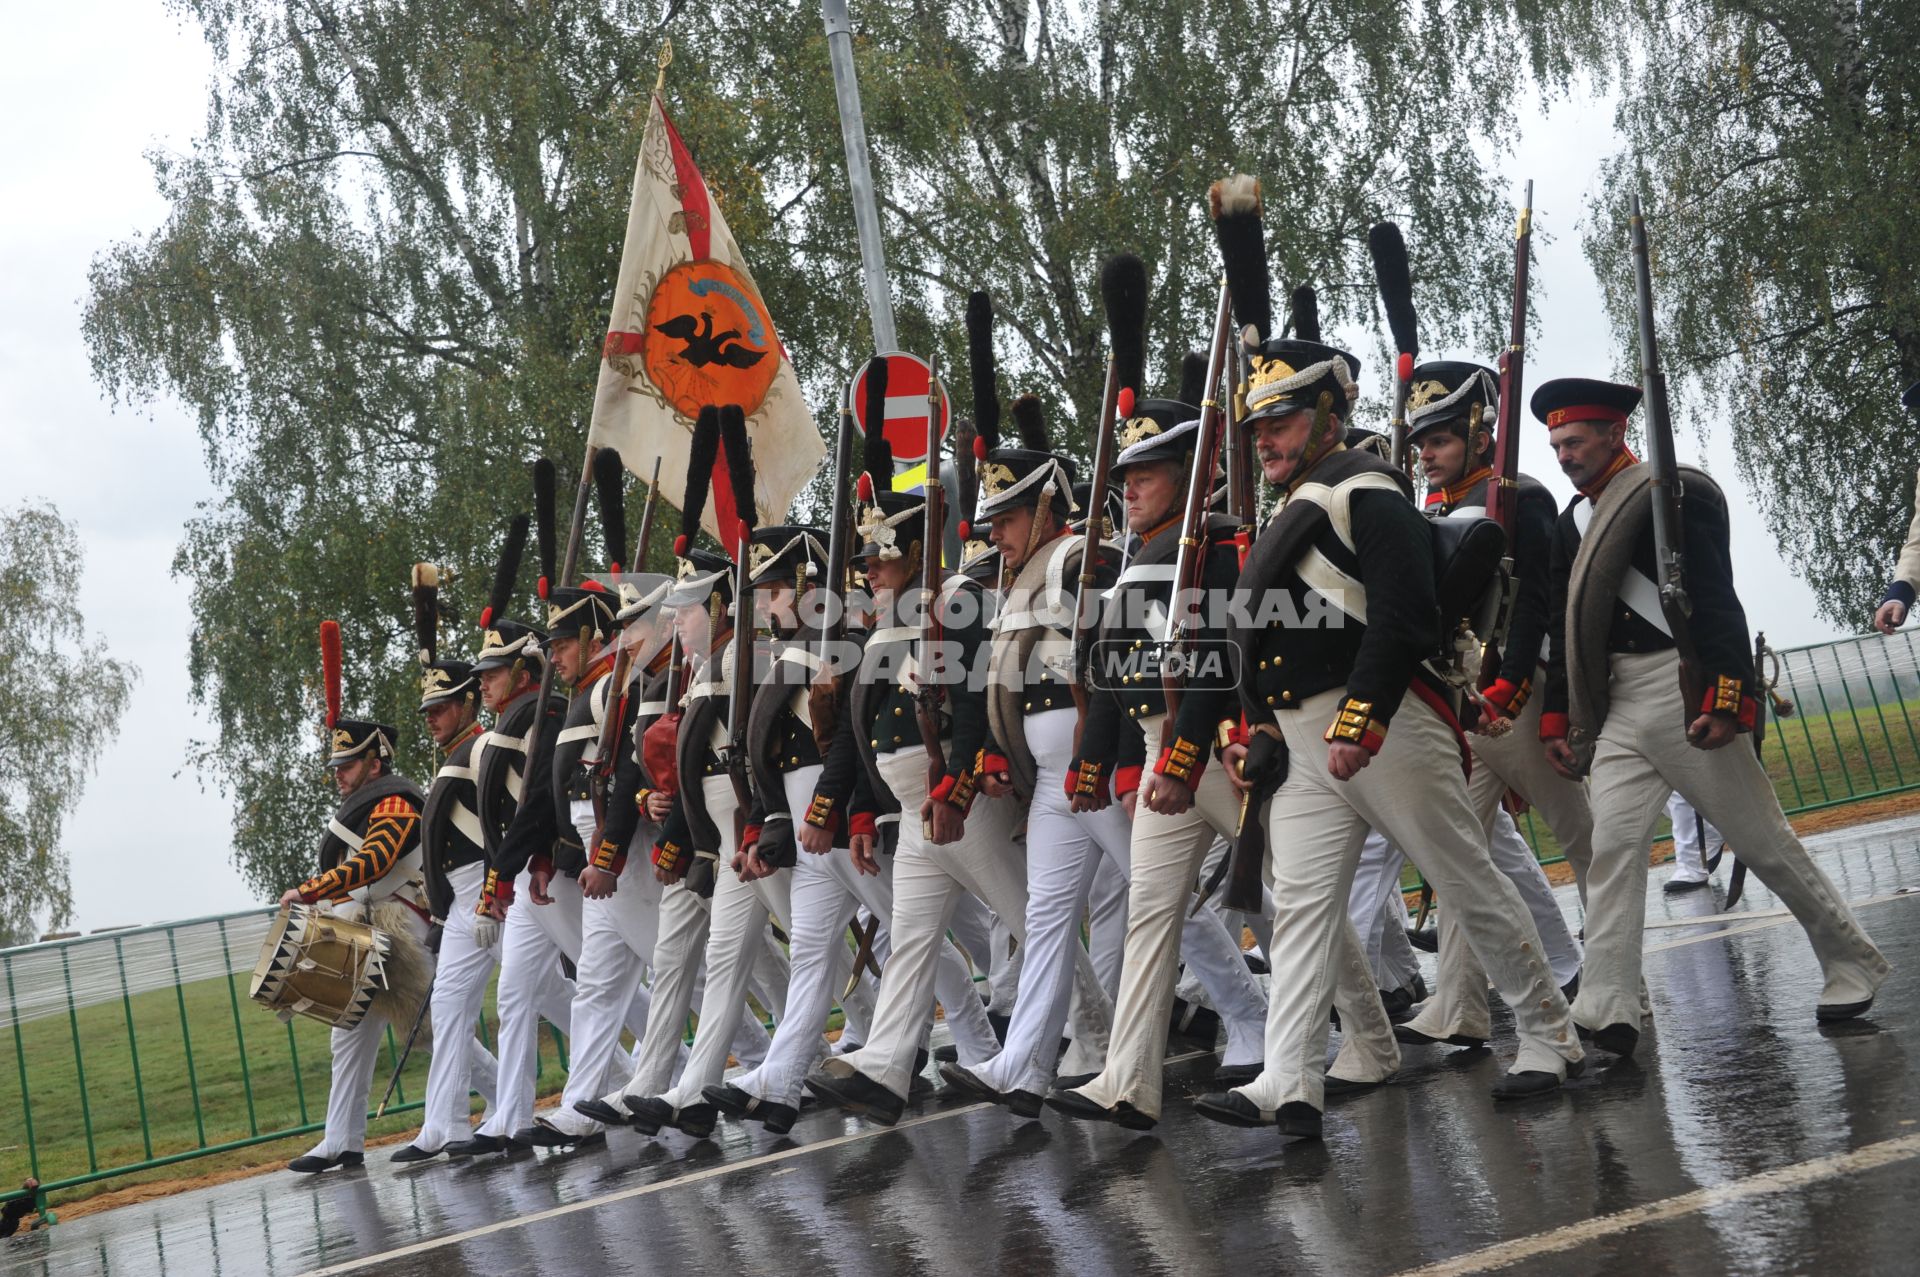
xmin=664 ymin=407 xmax=734 ymax=611
xmin=966 ymin=290 xmax=1077 ymax=522
xmin=473 ymin=513 xmax=547 ymax=673
xmin=320 ymin=619 xmax=397 ymax=767
xmin=412 ymin=562 xmax=476 ymax=710
xmin=1530 ymin=378 xmax=1642 ymax=430
xmin=1406 ymin=360 xmax=1499 ymax=452
xmin=1211 ymin=175 xmax=1359 ymax=424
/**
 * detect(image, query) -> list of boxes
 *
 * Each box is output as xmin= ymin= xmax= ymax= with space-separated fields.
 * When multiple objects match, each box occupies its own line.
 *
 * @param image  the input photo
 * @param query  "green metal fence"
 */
xmin=0 ymin=908 xmax=564 ymax=1225
xmin=1500 ymin=630 xmax=1920 ymax=868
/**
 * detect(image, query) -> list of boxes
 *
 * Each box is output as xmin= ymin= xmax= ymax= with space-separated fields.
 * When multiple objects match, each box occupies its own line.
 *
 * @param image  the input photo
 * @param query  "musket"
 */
xmin=1472 ymin=181 xmax=1534 ymax=726
xmin=591 ymin=457 xmax=662 ymax=840
xmin=843 ymin=915 xmax=883 ymax=999
xmin=914 ymin=355 xmax=949 ymax=824
xmin=1629 ymin=193 xmax=1709 ymax=722
xmin=525 ymin=444 xmax=598 ymax=780
xmin=1161 ymin=280 xmax=1234 ymax=722
xmin=374 ymin=973 xmax=435 ymax=1118
xmin=1726 ymin=631 xmax=1796 ymax=906
xmin=1071 ymin=354 xmax=1120 ymax=716
xmin=1484 ymin=182 xmax=1533 ymax=534
xmin=726 ymin=522 xmax=755 ymax=849
xmin=808 ymin=378 xmax=859 ymax=752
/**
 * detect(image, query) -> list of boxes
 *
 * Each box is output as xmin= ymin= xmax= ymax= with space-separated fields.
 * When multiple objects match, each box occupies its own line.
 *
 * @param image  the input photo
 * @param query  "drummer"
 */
xmin=278 ymin=692 xmax=434 ymax=1174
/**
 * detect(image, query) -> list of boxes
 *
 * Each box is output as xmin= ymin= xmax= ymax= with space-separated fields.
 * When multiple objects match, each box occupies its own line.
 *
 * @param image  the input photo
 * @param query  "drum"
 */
xmin=248 ymin=902 xmax=394 ymax=1029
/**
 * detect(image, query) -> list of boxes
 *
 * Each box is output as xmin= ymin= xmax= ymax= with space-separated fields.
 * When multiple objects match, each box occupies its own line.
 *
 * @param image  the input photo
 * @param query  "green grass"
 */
xmin=0 ymin=967 xmax=568 ymax=1208
xmin=1400 ymin=692 xmax=1920 ymax=891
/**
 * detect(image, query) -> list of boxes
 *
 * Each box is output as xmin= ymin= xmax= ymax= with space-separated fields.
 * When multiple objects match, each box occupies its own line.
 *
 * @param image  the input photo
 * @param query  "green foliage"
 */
xmin=1585 ymin=0 xmax=1920 ymax=625
xmin=0 ymin=503 xmax=137 ymax=942
xmin=86 ymin=0 xmax=1588 ymax=889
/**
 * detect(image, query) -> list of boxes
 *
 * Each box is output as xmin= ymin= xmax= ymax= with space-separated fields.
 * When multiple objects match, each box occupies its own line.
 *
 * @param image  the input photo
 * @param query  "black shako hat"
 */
xmin=1406 ymin=360 xmax=1500 ymax=447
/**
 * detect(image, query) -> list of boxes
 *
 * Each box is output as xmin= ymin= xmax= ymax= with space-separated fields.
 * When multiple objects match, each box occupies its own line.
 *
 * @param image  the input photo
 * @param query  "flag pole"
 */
xmin=821 ymin=0 xmax=898 ymax=353
xmin=653 ymin=38 xmax=672 ymax=100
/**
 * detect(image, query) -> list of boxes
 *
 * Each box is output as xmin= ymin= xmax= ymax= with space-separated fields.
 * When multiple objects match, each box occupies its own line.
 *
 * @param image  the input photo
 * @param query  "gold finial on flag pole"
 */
xmin=653 ymin=38 xmax=673 ymax=98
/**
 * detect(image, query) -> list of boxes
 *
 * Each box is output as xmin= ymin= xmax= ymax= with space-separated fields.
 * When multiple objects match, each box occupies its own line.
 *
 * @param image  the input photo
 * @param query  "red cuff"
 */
xmin=530 ymin=852 xmax=554 ymax=880
xmin=1113 ymin=764 xmax=1143 ymax=798
xmin=592 ymin=838 xmax=629 ymax=875
xmin=1482 ymin=677 xmax=1530 ymax=719
xmin=978 ymin=751 xmax=1009 ymax=779
xmin=1325 ymin=697 xmax=1387 ymax=755
xmin=651 ymin=838 xmax=686 ymax=875
xmin=741 ymin=823 xmax=763 ymax=851
xmin=1700 ymin=677 xmax=1758 ymax=731
xmin=1154 ymin=735 xmax=1207 ymax=786
xmin=1539 ymin=711 xmax=1570 ymax=741
xmin=930 ymin=772 xmax=978 ymax=814
xmin=849 ymin=810 xmax=877 ymax=840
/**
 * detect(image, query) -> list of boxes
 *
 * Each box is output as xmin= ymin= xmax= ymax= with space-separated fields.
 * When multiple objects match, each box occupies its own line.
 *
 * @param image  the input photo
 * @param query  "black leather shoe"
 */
xmin=572 ymin=1098 xmax=631 ymax=1128
xmin=1169 ymin=1000 xmax=1222 ymax=1045
xmin=804 ymin=1068 xmax=906 ymax=1126
xmin=1003 ymin=1088 xmax=1044 ymax=1119
xmin=1379 ymin=986 xmax=1414 ymax=1021
xmin=938 ymin=1061 xmax=1000 ymax=1102
xmin=1663 ymin=876 xmax=1709 ymax=895
xmin=703 ymin=1083 xmax=797 ymax=1135
xmin=914 ymin=1047 xmax=931 ymax=1078
xmin=443 ymin=1134 xmax=513 ymax=1158
xmin=288 ymin=1151 xmax=363 ymax=1174
xmin=934 ymin=1043 xmax=959 ymax=1063
xmin=1406 ymin=926 xmax=1438 ymax=953
xmin=1816 ymin=997 xmax=1875 ymax=1022
xmin=1045 ymin=1087 xmax=1158 ymax=1130
xmin=1053 ymin=1071 xmax=1097 ymax=1090
xmin=623 ymin=1095 xmax=672 ymax=1136
xmin=1394 ymin=1024 xmax=1487 ymax=1049
xmin=388 ymin=1143 xmax=440 ymax=1164
xmin=1592 ymin=1022 xmax=1640 ymax=1057
xmin=1560 ymin=972 xmax=1581 ymax=1002
xmin=1324 ymin=1073 xmax=1387 ymax=1097
xmin=1277 ymin=1102 xmax=1323 ymax=1139
xmin=523 ymin=1123 xmax=605 ymax=1150
xmin=1212 ymin=1062 xmax=1262 ymax=1088
xmin=1410 ymin=973 xmax=1428 ymax=1003
xmin=1192 ymin=1091 xmax=1276 ymax=1128
xmin=669 ymin=1102 xmax=717 ymax=1138
xmin=1491 ymin=1070 xmax=1564 ymax=1100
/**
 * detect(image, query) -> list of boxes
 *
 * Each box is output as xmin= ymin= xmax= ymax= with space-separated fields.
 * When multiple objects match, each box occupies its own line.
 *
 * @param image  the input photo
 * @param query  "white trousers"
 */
xmin=411 ymin=863 xmax=502 ymax=1151
xmin=548 ymin=828 xmax=664 ymax=1135
xmin=658 ymin=774 xmax=795 ymax=1109
xmin=1237 ymin=689 xmax=1581 ymax=1111
xmin=1667 ymin=792 xmax=1724 ymax=880
xmin=478 ymin=873 xmax=643 ymax=1139
xmin=835 ymin=746 xmax=1110 ymax=1099
xmin=1087 ymin=856 xmax=1129 ymax=1003
xmin=1578 ymin=651 xmax=1889 ymax=1028
xmin=969 ymin=710 xmax=1122 ymax=1095
xmin=1348 ymin=833 xmax=1423 ymax=992
xmin=307 ymin=905 xmax=462 ymax=1158
xmin=1073 ymin=717 xmax=1390 ymax=1120
xmin=732 ymin=765 xmax=995 ymax=1107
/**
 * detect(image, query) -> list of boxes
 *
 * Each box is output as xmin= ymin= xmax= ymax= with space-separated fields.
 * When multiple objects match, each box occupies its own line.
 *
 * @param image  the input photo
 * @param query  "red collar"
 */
xmin=1579 ymin=447 xmax=1640 ymax=501
xmin=1424 ymin=466 xmax=1493 ymax=511
xmin=575 ymin=650 xmax=615 ymax=690
xmin=445 ymin=721 xmax=484 ymax=751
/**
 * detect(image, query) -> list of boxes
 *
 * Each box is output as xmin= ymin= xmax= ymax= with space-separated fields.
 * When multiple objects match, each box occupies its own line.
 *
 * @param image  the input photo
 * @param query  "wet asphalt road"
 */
xmin=5 ymin=816 xmax=1917 ymax=1277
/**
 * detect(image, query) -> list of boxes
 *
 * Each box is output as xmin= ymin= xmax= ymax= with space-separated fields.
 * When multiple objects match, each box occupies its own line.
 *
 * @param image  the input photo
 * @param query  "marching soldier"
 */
xmin=390 ymin=567 xmax=502 ymax=1163
xmin=1053 ymin=278 xmax=1392 ymax=1133
xmin=1870 ymin=381 xmax=1920 ymax=634
xmin=1536 ymin=377 xmax=1889 ymax=1053
xmin=621 ymin=408 xmax=795 ymax=1138
xmin=1389 ymin=360 xmax=1590 ymax=1051
xmin=1192 ymin=175 xmax=1581 ymax=1141
xmin=807 ymin=308 xmax=1110 ymax=1125
xmin=283 ymin=623 xmax=433 ymax=1173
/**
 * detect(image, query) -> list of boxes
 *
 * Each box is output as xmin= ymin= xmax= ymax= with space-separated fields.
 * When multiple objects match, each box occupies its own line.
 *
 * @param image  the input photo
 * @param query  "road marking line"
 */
xmin=301 ymin=1050 xmax=1212 ymax=1275
xmin=1393 ymin=1131 xmax=1920 ymax=1277
xmin=1643 ymin=887 xmax=1913 ymax=932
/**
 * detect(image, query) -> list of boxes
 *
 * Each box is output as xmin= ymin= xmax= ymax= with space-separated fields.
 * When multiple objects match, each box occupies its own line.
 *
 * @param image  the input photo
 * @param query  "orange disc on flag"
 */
xmin=643 ymin=260 xmax=780 ymax=419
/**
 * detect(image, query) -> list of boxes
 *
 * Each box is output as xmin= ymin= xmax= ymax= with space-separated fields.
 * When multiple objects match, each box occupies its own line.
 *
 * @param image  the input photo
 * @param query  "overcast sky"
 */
xmin=3 ymin=7 xmax=1844 ymax=935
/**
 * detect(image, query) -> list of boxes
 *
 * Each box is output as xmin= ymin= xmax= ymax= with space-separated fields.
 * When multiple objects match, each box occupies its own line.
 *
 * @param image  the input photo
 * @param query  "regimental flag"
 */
xmin=589 ymin=94 xmax=825 ymax=543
